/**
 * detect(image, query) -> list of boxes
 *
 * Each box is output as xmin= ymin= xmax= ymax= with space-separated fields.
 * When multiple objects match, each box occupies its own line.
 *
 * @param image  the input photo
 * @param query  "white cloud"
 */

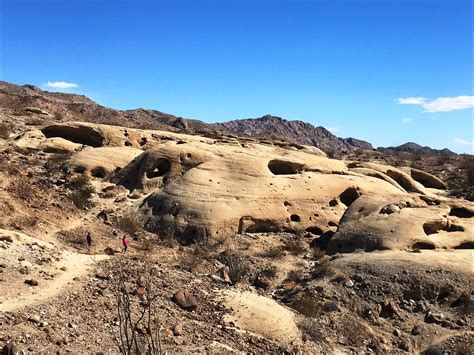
xmin=398 ymin=97 xmax=427 ymax=105
xmin=398 ymin=95 xmax=474 ymax=112
xmin=401 ymin=117 xmax=414 ymax=123
xmin=44 ymin=81 xmax=78 ymax=89
xmin=454 ymin=138 xmax=474 ymax=146
xmin=423 ymin=96 xmax=474 ymax=112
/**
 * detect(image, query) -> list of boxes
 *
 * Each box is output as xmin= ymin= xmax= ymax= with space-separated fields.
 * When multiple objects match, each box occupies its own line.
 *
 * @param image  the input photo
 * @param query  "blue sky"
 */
xmin=1 ymin=0 xmax=472 ymax=152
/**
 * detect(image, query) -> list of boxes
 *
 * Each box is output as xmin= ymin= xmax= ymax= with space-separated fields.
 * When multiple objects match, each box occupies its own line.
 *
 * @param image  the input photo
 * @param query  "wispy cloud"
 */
xmin=401 ymin=117 xmax=414 ymax=123
xmin=398 ymin=95 xmax=474 ymax=112
xmin=398 ymin=97 xmax=426 ymax=105
xmin=44 ymin=81 xmax=78 ymax=89
xmin=454 ymin=138 xmax=474 ymax=146
xmin=423 ymin=96 xmax=474 ymax=112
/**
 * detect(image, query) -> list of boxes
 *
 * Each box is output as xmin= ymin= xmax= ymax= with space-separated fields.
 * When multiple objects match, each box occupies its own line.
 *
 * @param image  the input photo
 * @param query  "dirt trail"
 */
xmin=0 ymin=229 xmax=108 ymax=313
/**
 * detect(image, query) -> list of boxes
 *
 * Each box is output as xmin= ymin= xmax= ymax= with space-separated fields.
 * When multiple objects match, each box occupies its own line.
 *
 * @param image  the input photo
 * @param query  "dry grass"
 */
xmin=223 ymin=252 xmax=248 ymax=285
xmin=8 ymin=178 xmax=35 ymax=201
xmin=58 ymin=227 xmax=88 ymax=249
xmin=0 ymin=123 xmax=12 ymax=139
xmin=117 ymin=211 xmax=142 ymax=236
xmin=45 ymin=152 xmax=71 ymax=171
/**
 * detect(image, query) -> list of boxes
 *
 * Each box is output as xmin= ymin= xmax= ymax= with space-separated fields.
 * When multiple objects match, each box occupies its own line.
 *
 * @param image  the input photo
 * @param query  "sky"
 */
xmin=1 ymin=0 xmax=472 ymax=153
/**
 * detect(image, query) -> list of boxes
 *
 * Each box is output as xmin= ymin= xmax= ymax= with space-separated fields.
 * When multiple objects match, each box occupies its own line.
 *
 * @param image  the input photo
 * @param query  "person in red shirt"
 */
xmin=122 ymin=236 xmax=129 ymax=253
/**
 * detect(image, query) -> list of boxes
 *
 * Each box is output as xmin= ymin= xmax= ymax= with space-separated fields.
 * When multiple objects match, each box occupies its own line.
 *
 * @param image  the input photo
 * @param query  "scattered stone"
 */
xmin=411 ymin=325 xmax=421 ymax=335
xmin=380 ymin=300 xmax=400 ymax=318
xmin=173 ymin=290 xmax=198 ymax=311
xmin=425 ymin=311 xmax=444 ymax=324
xmin=345 ymin=280 xmax=354 ymax=287
xmin=28 ymin=314 xmax=41 ymax=323
xmin=24 ymin=279 xmax=39 ymax=286
xmin=172 ymin=323 xmax=184 ymax=336
xmin=393 ymin=329 xmax=402 ymax=337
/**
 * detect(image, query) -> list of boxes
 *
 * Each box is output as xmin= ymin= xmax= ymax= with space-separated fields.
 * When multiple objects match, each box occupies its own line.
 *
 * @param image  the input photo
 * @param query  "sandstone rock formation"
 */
xmin=28 ymin=121 xmax=473 ymax=252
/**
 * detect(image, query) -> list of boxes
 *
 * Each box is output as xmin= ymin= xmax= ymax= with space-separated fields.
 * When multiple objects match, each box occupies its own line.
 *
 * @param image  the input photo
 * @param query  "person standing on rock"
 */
xmin=122 ymin=235 xmax=129 ymax=253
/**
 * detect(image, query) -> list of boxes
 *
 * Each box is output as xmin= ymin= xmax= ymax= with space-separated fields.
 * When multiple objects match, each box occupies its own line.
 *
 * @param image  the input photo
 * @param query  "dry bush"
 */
xmin=312 ymin=246 xmax=326 ymax=260
xmin=282 ymin=237 xmax=306 ymax=255
xmin=290 ymin=293 xmax=322 ymax=317
xmin=310 ymin=257 xmax=334 ymax=279
xmin=298 ymin=318 xmax=325 ymax=343
xmin=181 ymin=245 xmax=213 ymax=272
xmin=258 ymin=265 xmax=278 ymax=279
xmin=45 ymin=152 xmax=71 ymax=171
xmin=8 ymin=178 xmax=35 ymax=201
xmin=260 ymin=245 xmax=285 ymax=259
xmin=287 ymin=269 xmax=304 ymax=283
xmin=0 ymin=123 xmax=12 ymax=139
xmin=461 ymin=156 xmax=474 ymax=186
xmin=9 ymin=215 xmax=39 ymax=229
xmin=66 ymin=174 xmax=95 ymax=209
xmin=58 ymin=227 xmax=88 ymax=248
xmin=108 ymin=267 xmax=162 ymax=354
xmin=118 ymin=211 xmax=142 ymax=236
xmin=223 ymin=252 xmax=248 ymax=285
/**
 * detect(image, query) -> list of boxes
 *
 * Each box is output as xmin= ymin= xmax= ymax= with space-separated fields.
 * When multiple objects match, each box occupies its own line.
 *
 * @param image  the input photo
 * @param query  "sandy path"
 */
xmin=0 ymin=229 xmax=108 ymax=313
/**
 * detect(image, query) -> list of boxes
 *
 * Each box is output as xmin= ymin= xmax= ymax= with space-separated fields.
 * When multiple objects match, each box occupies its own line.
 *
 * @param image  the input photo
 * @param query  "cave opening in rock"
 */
xmin=449 ymin=208 xmax=474 ymax=218
xmin=146 ymin=158 xmax=171 ymax=179
xmin=339 ymin=187 xmax=361 ymax=207
xmin=268 ymin=159 xmax=305 ymax=175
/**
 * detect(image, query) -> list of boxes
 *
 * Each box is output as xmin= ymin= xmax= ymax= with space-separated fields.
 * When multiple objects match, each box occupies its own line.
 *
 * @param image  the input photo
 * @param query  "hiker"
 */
xmin=86 ymin=232 xmax=92 ymax=253
xmin=122 ymin=235 xmax=129 ymax=253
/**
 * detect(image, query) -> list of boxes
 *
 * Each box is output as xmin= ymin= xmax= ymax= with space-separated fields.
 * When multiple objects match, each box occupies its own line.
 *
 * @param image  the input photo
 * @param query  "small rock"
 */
xmin=345 ymin=280 xmax=354 ymax=287
xmin=425 ymin=311 xmax=444 ymax=324
xmin=162 ymin=328 xmax=173 ymax=338
xmin=411 ymin=325 xmax=421 ymax=335
xmin=28 ymin=314 xmax=41 ymax=323
xmin=59 ymin=266 xmax=67 ymax=271
xmin=172 ymin=323 xmax=184 ymax=336
xmin=380 ymin=300 xmax=400 ymax=318
xmin=25 ymin=279 xmax=39 ymax=286
xmin=393 ymin=329 xmax=402 ymax=337
xmin=173 ymin=290 xmax=198 ymax=311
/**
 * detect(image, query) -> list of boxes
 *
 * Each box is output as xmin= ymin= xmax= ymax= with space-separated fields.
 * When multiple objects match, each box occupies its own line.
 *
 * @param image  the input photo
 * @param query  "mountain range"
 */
xmin=0 ymin=81 xmax=454 ymax=156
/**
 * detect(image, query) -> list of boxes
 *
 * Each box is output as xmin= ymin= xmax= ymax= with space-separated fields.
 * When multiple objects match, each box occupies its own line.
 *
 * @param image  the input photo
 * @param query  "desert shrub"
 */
xmin=311 ymin=246 xmax=326 ymax=260
xmin=45 ymin=152 xmax=71 ymax=171
xmin=258 ymin=265 xmax=278 ymax=279
xmin=68 ymin=173 xmax=90 ymax=189
xmin=310 ymin=256 xmax=334 ymax=279
xmin=290 ymin=293 xmax=322 ymax=317
xmin=222 ymin=252 xmax=248 ymax=285
xmin=260 ymin=245 xmax=285 ymax=259
xmin=0 ymin=123 xmax=12 ymax=139
xmin=58 ymin=227 xmax=88 ymax=248
xmin=298 ymin=318 xmax=325 ymax=342
xmin=118 ymin=211 xmax=142 ymax=236
xmin=287 ymin=269 xmax=304 ymax=283
xmin=8 ymin=178 xmax=35 ymax=201
xmin=9 ymin=215 xmax=39 ymax=229
xmin=282 ymin=237 xmax=306 ymax=255
xmin=68 ymin=184 xmax=95 ymax=209
xmin=181 ymin=244 xmax=213 ymax=272
xmin=54 ymin=111 xmax=65 ymax=121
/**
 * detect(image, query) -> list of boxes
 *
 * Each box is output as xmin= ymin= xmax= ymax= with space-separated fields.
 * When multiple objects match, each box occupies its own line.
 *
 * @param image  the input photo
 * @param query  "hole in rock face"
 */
xmin=449 ymin=208 xmax=474 ymax=218
xmin=177 ymin=140 xmax=186 ymax=145
xmin=290 ymin=214 xmax=301 ymax=222
xmin=284 ymin=201 xmax=292 ymax=207
xmin=139 ymin=137 xmax=147 ymax=146
xmin=339 ymin=187 xmax=361 ymax=207
xmin=305 ymin=226 xmax=323 ymax=235
xmin=412 ymin=241 xmax=436 ymax=250
xmin=268 ymin=159 xmax=304 ymax=175
xmin=125 ymin=141 xmax=132 ymax=147
xmin=423 ymin=220 xmax=464 ymax=235
xmin=328 ymin=221 xmax=338 ymax=227
xmin=91 ymin=167 xmax=107 ymax=178
xmin=74 ymin=166 xmax=86 ymax=173
xmin=146 ymin=158 xmax=171 ymax=179
xmin=42 ymin=126 xmax=104 ymax=147
xmin=329 ymin=199 xmax=338 ymax=207
xmin=454 ymin=241 xmax=474 ymax=249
